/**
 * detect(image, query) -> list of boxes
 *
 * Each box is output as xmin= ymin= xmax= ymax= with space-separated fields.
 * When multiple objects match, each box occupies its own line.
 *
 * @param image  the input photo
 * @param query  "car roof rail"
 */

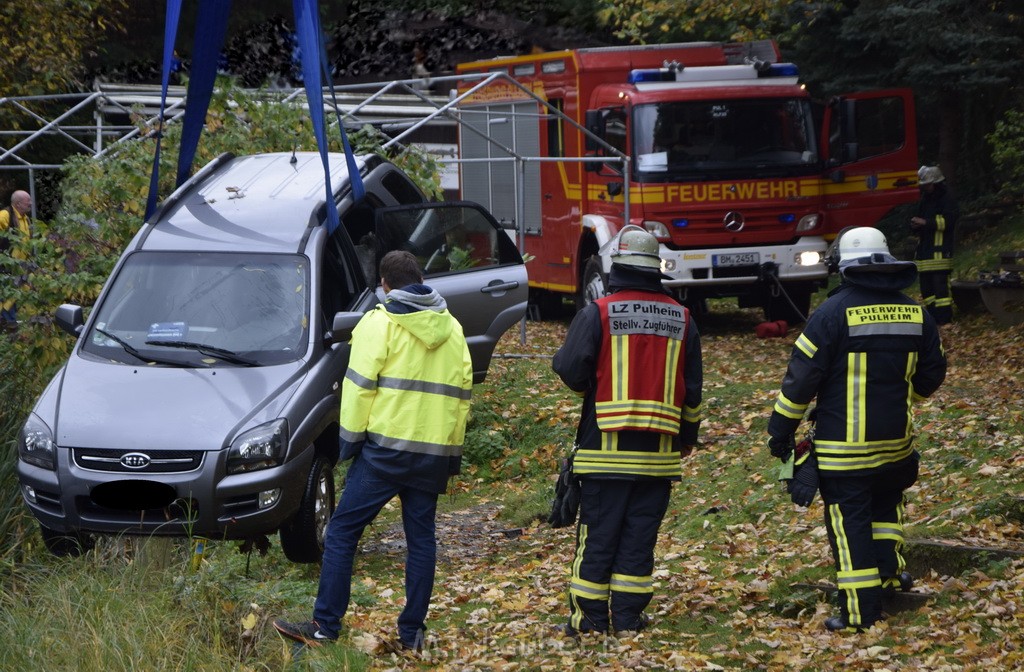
xmin=135 ymin=152 xmax=237 ymax=250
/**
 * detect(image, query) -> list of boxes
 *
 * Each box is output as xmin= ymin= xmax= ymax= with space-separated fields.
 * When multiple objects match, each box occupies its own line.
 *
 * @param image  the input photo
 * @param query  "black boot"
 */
xmin=824 ymin=616 xmax=867 ymax=633
xmin=882 ymin=571 xmax=914 ymax=598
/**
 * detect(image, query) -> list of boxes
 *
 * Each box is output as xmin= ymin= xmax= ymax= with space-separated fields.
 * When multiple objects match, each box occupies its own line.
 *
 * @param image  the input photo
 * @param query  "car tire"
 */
xmin=280 ymin=452 xmax=336 ymax=563
xmin=39 ymin=524 xmax=94 ymax=557
xmin=576 ymin=256 xmax=608 ymax=312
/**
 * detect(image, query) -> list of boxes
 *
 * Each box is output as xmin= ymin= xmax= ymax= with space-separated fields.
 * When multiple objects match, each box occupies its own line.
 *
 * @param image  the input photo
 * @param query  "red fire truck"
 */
xmin=456 ymin=40 xmax=919 ymax=321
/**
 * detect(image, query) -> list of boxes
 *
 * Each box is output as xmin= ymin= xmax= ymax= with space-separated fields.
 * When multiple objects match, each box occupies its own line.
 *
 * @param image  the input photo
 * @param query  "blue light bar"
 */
xmin=672 ymin=218 xmax=690 ymax=228
xmin=628 ymin=69 xmax=676 ymax=84
xmin=763 ymin=63 xmax=800 ymax=78
xmin=778 ymin=213 xmax=796 ymax=223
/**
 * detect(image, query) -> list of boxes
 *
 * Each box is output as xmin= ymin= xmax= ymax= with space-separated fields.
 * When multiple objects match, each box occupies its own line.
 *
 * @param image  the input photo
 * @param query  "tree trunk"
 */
xmin=937 ymin=89 xmax=961 ymax=191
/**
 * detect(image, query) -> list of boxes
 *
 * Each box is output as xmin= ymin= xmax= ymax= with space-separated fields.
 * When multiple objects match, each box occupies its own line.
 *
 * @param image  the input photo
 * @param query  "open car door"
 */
xmin=373 ymin=202 xmax=528 ymax=383
xmin=820 ymin=89 xmax=919 ymax=238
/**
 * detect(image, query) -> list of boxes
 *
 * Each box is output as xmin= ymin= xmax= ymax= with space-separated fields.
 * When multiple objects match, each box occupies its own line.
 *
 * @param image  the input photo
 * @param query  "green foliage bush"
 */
xmin=988 ymin=108 xmax=1024 ymax=204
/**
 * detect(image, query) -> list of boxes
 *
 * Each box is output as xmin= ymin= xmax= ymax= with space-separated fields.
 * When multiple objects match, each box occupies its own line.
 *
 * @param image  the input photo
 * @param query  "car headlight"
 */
xmin=20 ymin=415 xmax=56 ymax=470
xmin=227 ymin=419 xmax=287 ymax=474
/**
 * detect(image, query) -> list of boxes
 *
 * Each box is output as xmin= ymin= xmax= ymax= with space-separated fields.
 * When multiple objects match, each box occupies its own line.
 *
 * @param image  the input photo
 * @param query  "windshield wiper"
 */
xmin=145 ymin=339 xmax=259 ymax=366
xmin=94 ymin=327 xmax=186 ymax=367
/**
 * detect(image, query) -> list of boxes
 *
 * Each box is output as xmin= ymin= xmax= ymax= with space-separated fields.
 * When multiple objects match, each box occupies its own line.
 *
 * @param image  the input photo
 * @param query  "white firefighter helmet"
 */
xmin=918 ymin=165 xmax=944 ymax=185
xmin=609 ymin=225 xmax=663 ymax=272
xmin=838 ymin=226 xmax=890 ymax=263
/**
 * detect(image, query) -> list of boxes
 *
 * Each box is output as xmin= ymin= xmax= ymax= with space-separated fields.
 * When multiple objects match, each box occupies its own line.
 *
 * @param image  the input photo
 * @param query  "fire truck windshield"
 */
xmin=633 ymin=98 xmax=818 ymax=180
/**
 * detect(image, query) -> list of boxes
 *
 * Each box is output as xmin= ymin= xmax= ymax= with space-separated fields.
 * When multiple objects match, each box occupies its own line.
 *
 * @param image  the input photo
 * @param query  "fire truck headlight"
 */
xmin=642 ymin=220 xmax=671 ymax=240
xmin=796 ymin=214 xmax=820 ymax=233
xmin=798 ymin=250 xmax=822 ymax=266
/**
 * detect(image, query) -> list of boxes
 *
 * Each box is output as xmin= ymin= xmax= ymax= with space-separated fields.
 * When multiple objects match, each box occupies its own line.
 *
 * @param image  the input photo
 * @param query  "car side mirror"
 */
xmin=55 ymin=303 xmax=84 ymax=337
xmin=331 ymin=311 xmax=364 ymax=344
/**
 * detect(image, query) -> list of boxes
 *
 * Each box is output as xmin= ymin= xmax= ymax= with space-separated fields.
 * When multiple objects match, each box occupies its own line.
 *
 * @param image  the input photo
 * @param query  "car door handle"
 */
xmin=481 ymin=280 xmax=520 ymax=295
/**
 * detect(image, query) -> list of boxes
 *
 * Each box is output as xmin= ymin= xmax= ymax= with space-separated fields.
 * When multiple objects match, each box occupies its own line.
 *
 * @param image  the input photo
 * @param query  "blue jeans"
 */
xmin=313 ymin=456 xmax=438 ymax=645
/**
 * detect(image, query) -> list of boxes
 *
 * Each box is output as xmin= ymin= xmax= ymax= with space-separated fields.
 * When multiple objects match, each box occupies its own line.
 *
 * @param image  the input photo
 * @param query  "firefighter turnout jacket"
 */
xmin=913 ymin=183 xmax=958 ymax=273
xmin=339 ymin=286 xmax=473 ymax=494
xmin=768 ymin=264 xmax=946 ymax=475
xmin=553 ymin=269 xmax=702 ymax=479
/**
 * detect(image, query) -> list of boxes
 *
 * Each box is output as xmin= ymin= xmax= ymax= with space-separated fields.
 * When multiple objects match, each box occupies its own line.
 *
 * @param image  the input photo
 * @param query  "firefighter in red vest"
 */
xmin=552 ymin=225 xmax=703 ymax=638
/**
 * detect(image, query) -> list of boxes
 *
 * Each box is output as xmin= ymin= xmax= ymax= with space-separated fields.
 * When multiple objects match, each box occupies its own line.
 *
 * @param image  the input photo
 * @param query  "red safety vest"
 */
xmin=594 ymin=290 xmax=688 ymax=434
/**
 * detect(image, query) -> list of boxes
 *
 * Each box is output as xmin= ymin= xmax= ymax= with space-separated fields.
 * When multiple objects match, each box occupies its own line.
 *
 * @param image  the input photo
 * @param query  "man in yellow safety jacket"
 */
xmin=553 ymin=225 xmax=703 ymax=638
xmin=275 ymin=249 xmax=473 ymax=652
xmin=1 ymin=189 xmax=32 ymax=327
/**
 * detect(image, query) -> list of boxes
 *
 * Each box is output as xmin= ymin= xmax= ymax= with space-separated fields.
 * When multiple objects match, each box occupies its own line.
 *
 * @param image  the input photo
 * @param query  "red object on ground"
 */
xmin=755 ymin=320 xmax=789 ymax=338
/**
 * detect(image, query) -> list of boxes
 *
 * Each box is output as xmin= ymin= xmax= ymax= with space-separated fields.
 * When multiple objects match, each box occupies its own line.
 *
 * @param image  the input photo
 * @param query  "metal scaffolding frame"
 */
xmin=0 ymin=74 xmax=628 ymax=228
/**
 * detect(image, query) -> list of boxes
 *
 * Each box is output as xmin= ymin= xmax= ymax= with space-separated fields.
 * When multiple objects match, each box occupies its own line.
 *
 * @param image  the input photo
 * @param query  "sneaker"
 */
xmin=400 ymin=628 xmax=426 ymax=653
xmin=273 ymin=618 xmax=336 ymax=647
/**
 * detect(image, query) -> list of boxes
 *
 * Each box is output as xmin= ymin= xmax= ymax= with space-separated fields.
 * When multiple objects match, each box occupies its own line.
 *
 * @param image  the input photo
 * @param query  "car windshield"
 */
xmin=82 ymin=251 xmax=309 ymax=366
xmin=633 ymin=98 xmax=818 ymax=179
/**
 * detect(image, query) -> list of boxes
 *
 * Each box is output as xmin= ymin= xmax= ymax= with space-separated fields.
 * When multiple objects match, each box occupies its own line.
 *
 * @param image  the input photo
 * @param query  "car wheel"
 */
xmin=39 ymin=524 xmax=94 ymax=557
xmin=576 ymin=256 xmax=608 ymax=312
xmin=280 ymin=452 xmax=336 ymax=563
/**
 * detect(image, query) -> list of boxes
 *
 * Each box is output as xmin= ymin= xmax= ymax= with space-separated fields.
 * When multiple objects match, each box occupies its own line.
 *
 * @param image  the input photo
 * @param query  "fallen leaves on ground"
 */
xmin=322 ymin=311 xmax=1024 ymax=670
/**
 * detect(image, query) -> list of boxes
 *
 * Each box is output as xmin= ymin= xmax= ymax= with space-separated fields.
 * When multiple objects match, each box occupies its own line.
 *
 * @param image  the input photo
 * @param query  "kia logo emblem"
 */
xmin=723 ymin=211 xmax=745 ymax=232
xmin=120 ymin=452 xmax=151 ymax=469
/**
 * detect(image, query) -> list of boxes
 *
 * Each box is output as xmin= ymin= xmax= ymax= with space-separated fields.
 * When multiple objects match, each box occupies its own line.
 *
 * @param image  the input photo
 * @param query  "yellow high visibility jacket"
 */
xmin=340 ymin=299 xmax=472 ymax=493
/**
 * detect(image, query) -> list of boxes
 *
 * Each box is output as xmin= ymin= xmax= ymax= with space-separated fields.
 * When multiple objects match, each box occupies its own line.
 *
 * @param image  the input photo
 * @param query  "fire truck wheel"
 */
xmin=577 ymin=256 xmax=608 ymax=311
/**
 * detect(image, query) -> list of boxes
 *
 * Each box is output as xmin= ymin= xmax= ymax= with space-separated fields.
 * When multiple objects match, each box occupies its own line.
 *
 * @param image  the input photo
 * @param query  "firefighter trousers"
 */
xmin=568 ymin=478 xmax=671 ymax=634
xmin=818 ymin=455 xmax=919 ymax=627
xmin=919 ymin=269 xmax=953 ymax=324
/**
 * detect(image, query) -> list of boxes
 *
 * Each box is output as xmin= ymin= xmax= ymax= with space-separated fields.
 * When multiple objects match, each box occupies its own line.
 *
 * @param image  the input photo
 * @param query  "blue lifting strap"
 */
xmin=176 ymin=0 xmax=233 ymax=188
xmin=144 ymin=0 xmax=183 ymax=222
xmin=317 ymin=24 xmax=366 ymax=206
xmin=292 ymin=0 xmax=345 ymax=236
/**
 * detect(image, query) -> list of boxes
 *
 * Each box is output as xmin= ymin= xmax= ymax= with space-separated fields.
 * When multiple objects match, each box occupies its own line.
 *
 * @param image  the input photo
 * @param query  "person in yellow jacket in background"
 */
xmin=1 ymin=189 xmax=33 ymax=327
xmin=275 ymin=250 xmax=472 ymax=652
xmin=552 ymin=226 xmax=703 ymax=638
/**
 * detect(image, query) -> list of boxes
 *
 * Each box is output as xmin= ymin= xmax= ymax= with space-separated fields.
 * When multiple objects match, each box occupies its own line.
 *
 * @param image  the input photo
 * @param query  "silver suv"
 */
xmin=17 ymin=151 xmax=527 ymax=562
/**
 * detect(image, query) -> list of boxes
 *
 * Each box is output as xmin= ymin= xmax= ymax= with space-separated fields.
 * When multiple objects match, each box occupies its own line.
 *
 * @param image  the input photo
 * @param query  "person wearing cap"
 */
xmin=766 ymin=226 xmax=946 ymax=633
xmin=551 ymin=225 xmax=703 ymax=638
xmin=910 ymin=166 xmax=958 ymax=325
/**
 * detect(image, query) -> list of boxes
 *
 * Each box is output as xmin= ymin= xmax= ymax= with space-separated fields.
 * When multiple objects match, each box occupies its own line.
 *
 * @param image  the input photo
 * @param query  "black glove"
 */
xmin=767 ymin=434 xmax=795 ymax=462
xmin=787 ymin=451 xmax=818 ymax=507
xmin=548 ymin=457 xmax=581 ymax=528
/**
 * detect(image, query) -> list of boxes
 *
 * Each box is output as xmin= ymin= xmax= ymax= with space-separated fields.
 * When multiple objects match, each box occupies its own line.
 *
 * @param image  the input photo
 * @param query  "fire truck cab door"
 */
xmin=820 ymin=89 xmax=919 ymax=237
